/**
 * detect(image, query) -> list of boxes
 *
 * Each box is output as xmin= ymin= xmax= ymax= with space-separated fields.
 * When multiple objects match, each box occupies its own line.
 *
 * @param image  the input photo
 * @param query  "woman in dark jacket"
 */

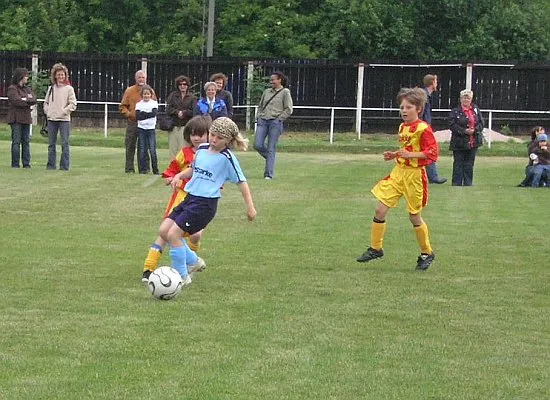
xmin=7 ymin=67 xmax=37 ymax=168
xmin=448 ymin=89 xmax=485 ymax=186
xmin=165 ymin=75 xmax=196 ymax=160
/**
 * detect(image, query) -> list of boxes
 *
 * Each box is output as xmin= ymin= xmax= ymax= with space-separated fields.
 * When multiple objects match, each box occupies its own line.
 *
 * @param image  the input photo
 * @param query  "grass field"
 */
xmin=0 ymin=134 xmax=548 ymax=399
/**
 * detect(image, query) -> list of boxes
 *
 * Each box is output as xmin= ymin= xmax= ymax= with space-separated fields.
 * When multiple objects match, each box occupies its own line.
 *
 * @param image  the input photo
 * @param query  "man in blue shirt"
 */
xmin=420 ymin=74 xmax=447 ymax=184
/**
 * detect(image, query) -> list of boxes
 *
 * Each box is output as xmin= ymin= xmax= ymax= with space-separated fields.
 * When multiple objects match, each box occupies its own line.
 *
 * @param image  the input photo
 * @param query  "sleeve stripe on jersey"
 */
xmin=220 ymin=149 xmax=246 ymax=182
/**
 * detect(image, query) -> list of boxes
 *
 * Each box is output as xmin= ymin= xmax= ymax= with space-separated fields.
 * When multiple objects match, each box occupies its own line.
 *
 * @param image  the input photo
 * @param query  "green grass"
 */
xmin=0 ymin=138 xmax=548 ymax=399
xmin=0 ymin=125 xmax=531 ymax=157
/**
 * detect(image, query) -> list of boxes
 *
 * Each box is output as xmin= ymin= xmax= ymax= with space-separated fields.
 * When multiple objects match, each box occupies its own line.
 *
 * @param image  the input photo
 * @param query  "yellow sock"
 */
xmin=144 ymin=244 xmax=162 ymax=271
xmin=186 ymin=238 xmax=201 ymax=252
xmin=371 ymin=221 xmax=386 ymax=250
xmin=414 ymin=223 xmax=433 ymax=254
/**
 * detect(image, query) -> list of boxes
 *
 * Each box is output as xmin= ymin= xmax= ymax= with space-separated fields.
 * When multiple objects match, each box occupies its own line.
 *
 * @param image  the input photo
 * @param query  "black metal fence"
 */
xmin=1 ymin=51 xmax=549 ymax=131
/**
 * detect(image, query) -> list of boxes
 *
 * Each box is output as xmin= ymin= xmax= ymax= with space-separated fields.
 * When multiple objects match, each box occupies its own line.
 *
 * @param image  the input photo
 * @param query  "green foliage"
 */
xmin=28 ymin=69 xmax=51 ymax=98
xmin=0 ymin=0 xmax=549 ymax=59
xmin=500 ymin=124 xmax=514 ymax=136
xmin=245 ymin=67 xmax=271 ymax=104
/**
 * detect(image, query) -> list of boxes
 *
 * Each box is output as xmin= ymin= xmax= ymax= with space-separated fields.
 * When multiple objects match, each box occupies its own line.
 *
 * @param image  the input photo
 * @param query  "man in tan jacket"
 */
xmin=120 ymin=70 xmax=156 ymax=173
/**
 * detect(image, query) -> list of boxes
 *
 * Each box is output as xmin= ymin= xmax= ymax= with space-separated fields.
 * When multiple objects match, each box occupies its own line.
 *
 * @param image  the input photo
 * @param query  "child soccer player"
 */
xmin=357 ymin=87 xmax=438 ymax=271
xmin=142 ymin=115 xmax=212 ymax=282
xmin=158 ymin=117 xmax=257 ymax=285
xmin=135 ymin=85 xmax=159 ymax=174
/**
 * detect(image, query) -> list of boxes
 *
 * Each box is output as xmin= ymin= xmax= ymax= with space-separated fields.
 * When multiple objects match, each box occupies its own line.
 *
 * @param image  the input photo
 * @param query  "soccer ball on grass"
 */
xmin=147 ymin=266 xmax=183 ymax=300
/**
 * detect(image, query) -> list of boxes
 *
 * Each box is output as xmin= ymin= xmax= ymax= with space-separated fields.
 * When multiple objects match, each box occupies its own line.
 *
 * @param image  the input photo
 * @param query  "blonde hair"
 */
xmin=50 ymin=63 xmax=70 ymax=85
xmin=210 ymin=117 xmax=249 ymax=151
xmin=460 ymin=89 xmax=474 ymax=99
xmin=396 ymin=87 xmax=428 ymax=110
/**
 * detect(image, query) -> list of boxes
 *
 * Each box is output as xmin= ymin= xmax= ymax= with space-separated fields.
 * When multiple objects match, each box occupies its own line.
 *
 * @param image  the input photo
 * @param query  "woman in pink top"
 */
xmin=448 ymin=89 xmax=485 ymax=186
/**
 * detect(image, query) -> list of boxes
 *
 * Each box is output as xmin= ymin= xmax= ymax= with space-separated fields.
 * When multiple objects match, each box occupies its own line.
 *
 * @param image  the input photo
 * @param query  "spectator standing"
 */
xmin=194 ymin=81 xmax=228 ymax=121
xmin=135 ymin=85 xmax=159 ymax=175
xmin=165 ymin=75 xmax=196 ymax=159
xmin=7 ymin=67 xmax=36 ymax=168
xmin=44 ymin=63 xmax=77 ymax=171
xmin=211 ymin=72 xmax=234 ymax=118
xmin=420 ymin=74 xmax=447 ymax=184
xmin=120 ymin=70 xmax=156 ymax=173
xmin=254 ymin=71 xmax=293 ymax=180
xmin=448 ymin=89 xmax=485 ymax=186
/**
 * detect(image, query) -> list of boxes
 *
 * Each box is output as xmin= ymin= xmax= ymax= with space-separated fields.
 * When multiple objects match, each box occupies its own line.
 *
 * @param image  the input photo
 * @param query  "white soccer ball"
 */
xmin=147 ymin=266 xmax=183 ymax=300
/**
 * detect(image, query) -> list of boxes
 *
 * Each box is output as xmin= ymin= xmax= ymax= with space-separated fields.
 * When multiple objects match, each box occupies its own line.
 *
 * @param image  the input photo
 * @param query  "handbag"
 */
xmin=40 ymin=117 xmax=48 ymax=137
xmin=40 ymin=89 xmax=51 ymax=137
xmin=158 ymin=113 xmax=174 ymax=131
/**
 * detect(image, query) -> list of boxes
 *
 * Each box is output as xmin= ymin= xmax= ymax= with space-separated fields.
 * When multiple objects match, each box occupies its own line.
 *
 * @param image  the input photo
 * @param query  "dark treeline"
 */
xmin=1 ymin=0 xmax=549 ymax=61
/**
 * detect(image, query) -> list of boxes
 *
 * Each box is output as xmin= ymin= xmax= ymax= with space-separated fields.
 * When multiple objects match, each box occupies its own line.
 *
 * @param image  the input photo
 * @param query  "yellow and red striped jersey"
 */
xmin=396 ymin=120 xmax=438 ymax=167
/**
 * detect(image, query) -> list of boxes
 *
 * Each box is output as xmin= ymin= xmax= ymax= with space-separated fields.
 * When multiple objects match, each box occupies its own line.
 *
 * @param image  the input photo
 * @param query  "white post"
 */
xmin=104 ymin=103 xmax=108 ymax=138
xmin=141 ymin=57 xmax=148 ymax=75
xmin=356 ymin=63 xmax=365 ymax=139
xmin=330 ymin=108 xmax=335 ymax=144
xmin=487 ymin=111 xmax=492 ymax=149
xmin=466 ymin=63 xmax=473 ymax=90
xmin=31 ymin=54 xmax=39 ymax=128
xmin=207 ymin=0 xmax=215 ymax=57
xmin=246 ymin=61 xmax=254 ymax=131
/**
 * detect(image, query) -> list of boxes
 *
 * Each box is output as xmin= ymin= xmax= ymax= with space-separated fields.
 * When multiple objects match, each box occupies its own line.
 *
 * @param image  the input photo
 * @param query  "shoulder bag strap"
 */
xmin=262 ymin=88 xmax=284 ymax=109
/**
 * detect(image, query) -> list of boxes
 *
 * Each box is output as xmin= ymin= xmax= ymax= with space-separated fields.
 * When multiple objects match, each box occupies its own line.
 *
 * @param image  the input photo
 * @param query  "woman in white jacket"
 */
xmin=44 ymin=63 xmax=77 ymax=170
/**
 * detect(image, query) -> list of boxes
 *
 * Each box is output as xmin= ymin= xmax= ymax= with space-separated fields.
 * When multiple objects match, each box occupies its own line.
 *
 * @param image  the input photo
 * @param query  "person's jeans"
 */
xmin=47 ymin=120 xmax=71 ymax=170
xmin=452 ymin=148 xmax=477 ymax=186
xmin=531 ymin=164 xmax=550 ymax=187
xmin=11 ymin=123 xmax=31 ymax=168
xmin=426 ymin=162 xmax=439 ymax=182
xmin=254 ymin=118 xmax=283 ymax=178
xmin=137 ymin=128 xmax=158 ymax=174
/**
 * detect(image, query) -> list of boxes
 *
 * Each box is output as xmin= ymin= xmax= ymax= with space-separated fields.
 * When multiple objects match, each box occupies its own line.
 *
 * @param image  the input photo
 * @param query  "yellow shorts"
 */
xmin=164 ymin=189 xmax=188 ymax=218
xmin=371 ymin=165 xmax=428 ymax=214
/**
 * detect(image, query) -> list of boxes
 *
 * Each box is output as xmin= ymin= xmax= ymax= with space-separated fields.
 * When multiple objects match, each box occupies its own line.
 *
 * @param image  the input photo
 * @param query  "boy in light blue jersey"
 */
xmin=158 ymin=117 xmax=257 ymax=285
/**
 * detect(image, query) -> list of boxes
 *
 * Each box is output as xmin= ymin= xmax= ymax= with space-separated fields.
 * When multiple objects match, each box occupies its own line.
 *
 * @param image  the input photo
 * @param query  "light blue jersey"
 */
xmin=184 ymin=144 xmax=246 ymax=198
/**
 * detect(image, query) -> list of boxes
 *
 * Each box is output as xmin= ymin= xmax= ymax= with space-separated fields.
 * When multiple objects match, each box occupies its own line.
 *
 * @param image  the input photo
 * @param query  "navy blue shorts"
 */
xmin=168 ymin=194 xmax=218 ymax=235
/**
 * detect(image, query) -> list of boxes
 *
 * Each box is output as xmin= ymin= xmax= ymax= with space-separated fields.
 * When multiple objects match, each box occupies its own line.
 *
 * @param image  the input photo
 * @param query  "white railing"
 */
xmin=2 ymin=97 xmax=549 ymax=147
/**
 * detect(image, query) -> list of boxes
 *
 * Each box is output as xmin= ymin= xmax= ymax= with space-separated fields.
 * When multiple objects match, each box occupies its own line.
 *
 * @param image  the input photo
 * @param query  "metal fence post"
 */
xmin=31 ymin=53 xmax=39 ymax=129
xmin=330 ymin=108 xmax=335 ymax=144
xmin=466 ymin=63 xmax=473 ymax=90
xmin=141 ymin=57 xmax=148 ymax=75
xmin=104 ymin=103 xmax=108 ymax=138
xmin=356 ymin=63 xmax=365 ymax=139
xmin=246 ymin=61 xmax=254 ymax=132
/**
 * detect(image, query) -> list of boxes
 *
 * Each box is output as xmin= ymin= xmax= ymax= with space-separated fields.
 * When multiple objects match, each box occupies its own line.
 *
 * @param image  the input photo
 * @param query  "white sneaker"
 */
xmin=188 ymin=257 xmax=207 ymax=274
xmin=181 ymin=274 xmax=192 ymax=286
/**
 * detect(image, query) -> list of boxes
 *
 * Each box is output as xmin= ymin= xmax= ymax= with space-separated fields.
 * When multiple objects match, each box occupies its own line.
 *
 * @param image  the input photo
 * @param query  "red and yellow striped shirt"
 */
xmin=396 ymin=120 xmax=438 ymax=167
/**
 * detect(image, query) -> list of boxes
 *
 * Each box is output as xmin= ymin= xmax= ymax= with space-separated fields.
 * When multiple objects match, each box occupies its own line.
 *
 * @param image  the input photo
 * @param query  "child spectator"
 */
xmin=357 ymin=87 xmax=438 ymax=271
xmin=517 ymin=126 xmax=547 ymax=187
xmin=135 ymin=85 xmax=159 ymax=174
xmin=530 ymin=133 xmax=550 ymax=188
xmin=142 ymin=115 xmax=212 ymax=282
